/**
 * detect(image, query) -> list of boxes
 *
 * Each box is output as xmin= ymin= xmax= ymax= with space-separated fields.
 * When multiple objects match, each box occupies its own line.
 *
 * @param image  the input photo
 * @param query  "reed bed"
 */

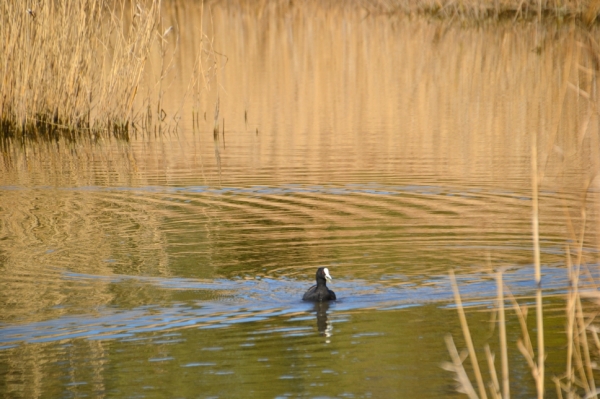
xmin=443 ymin=13 xmax=600 ymax=393
xmin=446 ymin=153 xmax=591 ymax=398
xmin=445 ymin=125 xmax=600 ymax=399
xmin=226 ymin=0 xmax=600 ymax=23
xmin=359 ymin=0 xmax=600 ymax=23
xmin=1 ymin=0 xmax=598 ymax=145
xmin=0 ymin=0 xmax=163 ymax=141
xmin=446 ymin=259 xmax=600 ymax=398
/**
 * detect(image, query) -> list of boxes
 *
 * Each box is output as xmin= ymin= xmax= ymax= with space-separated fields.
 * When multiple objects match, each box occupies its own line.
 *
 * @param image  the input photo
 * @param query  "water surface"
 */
xmin=2 ymin=3 xmax=600 ymax=398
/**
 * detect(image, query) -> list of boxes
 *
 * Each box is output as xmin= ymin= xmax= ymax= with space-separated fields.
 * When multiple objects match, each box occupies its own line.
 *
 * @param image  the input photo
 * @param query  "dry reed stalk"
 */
xmin=576 ymin=288 xmax=596 ymax=397
xmin=484 ymin=344 xmax=501 ymax=399
xmin=496 ymin=270 xmax=510 ymax=399
xmin=531 ymin=116 xmax=545 ymax=399
xmin=443 ymin=334 xmax=480 ymax=399
xmin=566 ymin=247 xmax=577 ymax=396
xmin=449 ymin=269 xmax=488 ymax=399
xmin=572 ymin=214 xmax=596 ymax=398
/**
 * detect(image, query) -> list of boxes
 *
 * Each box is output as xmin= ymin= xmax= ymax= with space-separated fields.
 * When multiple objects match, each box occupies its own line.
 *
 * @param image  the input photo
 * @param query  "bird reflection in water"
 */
xmin=313 ymin=301 xmax=333 ymax=342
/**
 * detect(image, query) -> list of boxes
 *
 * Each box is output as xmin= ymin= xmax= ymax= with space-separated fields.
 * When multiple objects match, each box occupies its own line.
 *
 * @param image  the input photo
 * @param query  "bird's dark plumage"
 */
xmin=302 ymin=267 xmax=336 ymax=301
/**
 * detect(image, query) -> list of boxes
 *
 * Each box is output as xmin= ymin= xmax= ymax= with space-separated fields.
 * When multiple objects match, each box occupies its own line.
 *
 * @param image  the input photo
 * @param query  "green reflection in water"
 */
xmin=0 ymin=300 xmax=572 ymax=398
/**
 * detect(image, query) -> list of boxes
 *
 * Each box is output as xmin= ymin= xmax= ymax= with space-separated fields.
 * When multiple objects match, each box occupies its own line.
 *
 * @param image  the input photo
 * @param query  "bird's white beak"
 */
xmin=323 ymin=267 xmax=333 ymax=283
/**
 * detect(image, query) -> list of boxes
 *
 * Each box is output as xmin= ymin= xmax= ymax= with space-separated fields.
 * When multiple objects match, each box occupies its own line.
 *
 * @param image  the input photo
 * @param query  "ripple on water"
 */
xmin=0 ymin=263 xmax=591 ymax=345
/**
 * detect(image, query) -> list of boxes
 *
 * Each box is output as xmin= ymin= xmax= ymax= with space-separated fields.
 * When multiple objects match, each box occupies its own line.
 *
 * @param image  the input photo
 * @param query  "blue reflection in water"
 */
xmin=0 ymin=182 xmax=538 ymax=199
xmin=0 ymin=264 xmax=592 ymax=348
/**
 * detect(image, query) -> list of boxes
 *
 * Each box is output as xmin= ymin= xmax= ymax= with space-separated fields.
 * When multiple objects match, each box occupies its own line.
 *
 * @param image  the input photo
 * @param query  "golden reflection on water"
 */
xmin=1 ymin=2 xmax=600 ymax=398
xmin=152 ymin=3 xmax=600 ymax=190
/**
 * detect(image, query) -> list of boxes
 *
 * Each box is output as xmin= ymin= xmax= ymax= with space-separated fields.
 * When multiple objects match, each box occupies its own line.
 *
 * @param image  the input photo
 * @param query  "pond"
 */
xmin=2 ymin=3 xmax=600 ymax=398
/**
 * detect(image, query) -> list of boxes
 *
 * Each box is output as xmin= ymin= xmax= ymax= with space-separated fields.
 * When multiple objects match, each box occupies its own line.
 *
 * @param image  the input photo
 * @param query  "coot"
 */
xmin=302 ymin=267 xmax=336 ymax=301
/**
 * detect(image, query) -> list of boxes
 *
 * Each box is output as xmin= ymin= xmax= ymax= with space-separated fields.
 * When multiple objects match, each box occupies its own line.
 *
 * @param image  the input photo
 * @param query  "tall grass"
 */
xmin=444 ymin=133 xmax=599 ymax=398
xmin=359 ymin=0 xmax=600 ymax=23
xmin=0 ymin=0 xmax=162 ymax=141
xmin=442 ymin=12 xmax=600 ymax=394
xmin=446 ymin=254 xmax=600 ymax=398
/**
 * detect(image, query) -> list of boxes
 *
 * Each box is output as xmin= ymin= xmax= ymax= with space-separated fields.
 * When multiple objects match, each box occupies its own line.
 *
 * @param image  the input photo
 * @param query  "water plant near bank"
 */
xmin=0 ymin=1 xmax=162 ymax=141
xmin=445 ymin=141 xmax=600 ymax=398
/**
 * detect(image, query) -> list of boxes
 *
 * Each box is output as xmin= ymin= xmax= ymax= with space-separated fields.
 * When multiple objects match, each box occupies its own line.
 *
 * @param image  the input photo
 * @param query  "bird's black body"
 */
xmin=302 ymin=267 xmax=336 ymax=302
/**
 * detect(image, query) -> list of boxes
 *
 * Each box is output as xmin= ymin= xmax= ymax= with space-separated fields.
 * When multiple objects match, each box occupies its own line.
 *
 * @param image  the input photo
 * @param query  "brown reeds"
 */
xmin=359 ymin=0 xmax=600 ymax=22
xmin=0 ymin=1 xmax=163 ymax=141
xmin=445 ymin=266 xmax=600 ymax=398
xmin=444 ymin=133 xmax=600 ymax=398
xmin=443 ymin=127 xmax=549 ymax=397
xmin=442 ymin=17 xmax=600 ymax=397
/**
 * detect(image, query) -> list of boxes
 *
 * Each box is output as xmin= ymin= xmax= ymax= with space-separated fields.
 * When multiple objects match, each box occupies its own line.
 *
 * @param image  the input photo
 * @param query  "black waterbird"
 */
xmin=302 ymin=267 xmax=336 ymax=301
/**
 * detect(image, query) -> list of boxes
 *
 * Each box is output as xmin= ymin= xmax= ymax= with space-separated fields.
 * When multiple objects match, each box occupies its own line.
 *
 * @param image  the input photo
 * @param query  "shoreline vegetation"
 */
xmin=444 ymin=141 xmax=600 ymax=397
xmin=2 ymin=0 xmax=600 ymax=143
xmin=0 ymin=1 xmax=163 ymax=142
xmin=446 ymin=255 xmax=600 ymax=398
xmin=360 ymin=0 xmax=600 ymax=23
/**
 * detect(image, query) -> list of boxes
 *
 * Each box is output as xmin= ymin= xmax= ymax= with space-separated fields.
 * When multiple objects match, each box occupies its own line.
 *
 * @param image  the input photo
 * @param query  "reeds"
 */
xmin=442 ymin=14 xmax=600 ymax=395
xmin=0 ymin=0 xmax=162 ymax=141
xmin=446 ymin=256 xmax=600 ymax=398
xmin=359 ymin=0 xmax=600 ymax=23
xmin=444 ymin=125 xmax=591 ymax=397
xmin=445 ymin=148 xmax=599 ymax=398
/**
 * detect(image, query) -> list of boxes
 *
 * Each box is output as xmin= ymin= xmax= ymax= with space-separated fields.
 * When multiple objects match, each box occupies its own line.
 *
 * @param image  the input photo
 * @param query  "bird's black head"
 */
xmin=316 ymin=267 xmax=333 ymax=285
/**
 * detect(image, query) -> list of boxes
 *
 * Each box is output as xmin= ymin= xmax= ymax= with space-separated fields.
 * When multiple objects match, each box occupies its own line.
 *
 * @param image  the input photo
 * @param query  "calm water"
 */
xmin=2 ymin=3 xmax=600 ymax=398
